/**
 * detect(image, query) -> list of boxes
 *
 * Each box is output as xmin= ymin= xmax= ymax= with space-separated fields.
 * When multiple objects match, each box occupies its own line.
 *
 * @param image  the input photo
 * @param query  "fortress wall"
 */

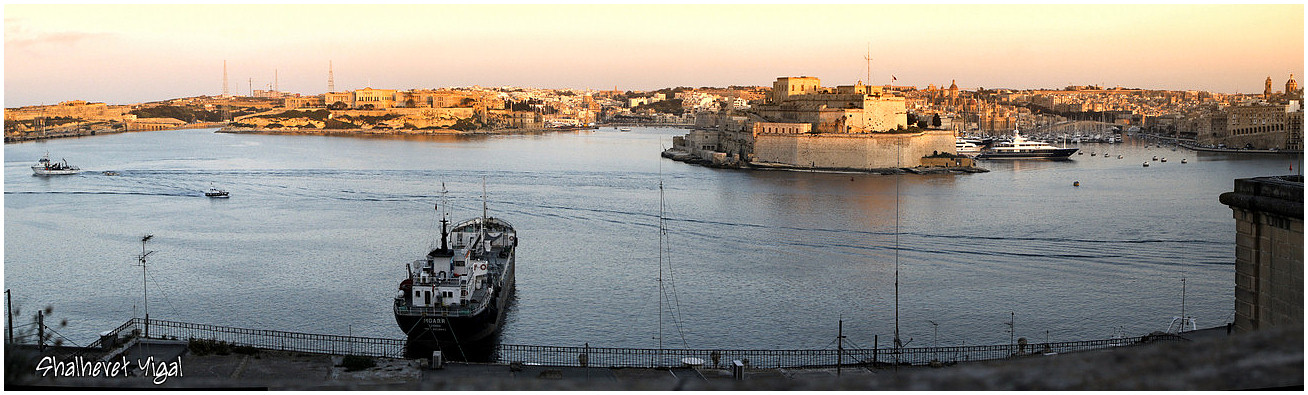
xmin=754 ymin=129 xmax=954 ymax=169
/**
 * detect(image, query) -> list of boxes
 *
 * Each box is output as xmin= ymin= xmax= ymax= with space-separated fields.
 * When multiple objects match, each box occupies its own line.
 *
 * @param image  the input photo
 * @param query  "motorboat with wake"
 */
xmin=32 ymin=153 xmax=81 ymax=175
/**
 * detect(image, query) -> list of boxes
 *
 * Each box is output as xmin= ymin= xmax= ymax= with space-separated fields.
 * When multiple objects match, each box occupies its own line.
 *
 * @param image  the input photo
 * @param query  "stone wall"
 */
xmin=1219 ymin=175 xmax=1304 ymax=333
xmin=753 ymin=129 xmax=955 ymax=169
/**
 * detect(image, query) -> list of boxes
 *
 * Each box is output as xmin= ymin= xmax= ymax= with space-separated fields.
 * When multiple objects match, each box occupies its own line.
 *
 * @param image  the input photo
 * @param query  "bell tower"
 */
xmin=1264 ymin=76 xmax=1274 ymax=99
xmin=1286 ymin=73 xmax=1298 ymax=94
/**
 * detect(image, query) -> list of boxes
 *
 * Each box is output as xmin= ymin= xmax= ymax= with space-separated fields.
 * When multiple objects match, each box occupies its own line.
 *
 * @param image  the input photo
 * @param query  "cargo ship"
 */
xmin=394 ymin=192 xmax=516 ymax=359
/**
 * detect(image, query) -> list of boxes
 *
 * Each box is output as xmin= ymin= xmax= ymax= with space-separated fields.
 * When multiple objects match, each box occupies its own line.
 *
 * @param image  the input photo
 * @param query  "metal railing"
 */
xmin=91 ymin=318 xmax=406 ymax=358
xmin=72 ymin=318 xmax=1187 ymax=368
xmin=495 ymin=333 xmax=1187 ymax=369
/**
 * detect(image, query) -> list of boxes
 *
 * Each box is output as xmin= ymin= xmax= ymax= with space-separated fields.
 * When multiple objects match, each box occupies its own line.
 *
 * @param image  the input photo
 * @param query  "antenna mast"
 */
xmin=222 ymin=61 xmax=229 ymax=97
xmin=864 ymin=43 xmax=872 ymax=85
xmin=135 ymin=235 xmax=155 ymax=335
xmin=328 ymin=61 xmax=336 ymax=92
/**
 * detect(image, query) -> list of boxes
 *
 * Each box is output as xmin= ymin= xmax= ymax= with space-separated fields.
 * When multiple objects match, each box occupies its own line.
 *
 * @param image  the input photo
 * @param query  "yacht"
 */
xmin=978 ymin=130 xmax=1078 ymax=159
xmin=955 ymin=138 xmax=982 ymax=157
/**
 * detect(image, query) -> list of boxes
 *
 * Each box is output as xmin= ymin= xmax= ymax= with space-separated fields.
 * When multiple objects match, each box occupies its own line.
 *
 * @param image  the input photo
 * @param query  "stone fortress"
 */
xmin=671 ymin=76 xmax=959 ymax=170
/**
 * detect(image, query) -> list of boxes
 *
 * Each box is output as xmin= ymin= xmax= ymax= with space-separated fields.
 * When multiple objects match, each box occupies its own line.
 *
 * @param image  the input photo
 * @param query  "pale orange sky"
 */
xmin=4 ymin=4 xmax=1303 ymax=107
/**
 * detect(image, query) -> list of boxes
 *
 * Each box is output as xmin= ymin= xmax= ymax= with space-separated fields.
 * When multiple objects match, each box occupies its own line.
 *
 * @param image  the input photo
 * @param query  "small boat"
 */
xmin=1118 ymin=155 xmax=1123 ymax=159
xmin=1090 ymin=152 xmax=1096 ymax=156
xmin=1152 ymin=156 xmax=1158 ymax=161
xmin=103 ymin=171 xmax=119 ymax=176
xmin=1073 ymin=181 xmax=1080 ymax=187
xmin=619 ymin=128 xmax=632 ymax=132
xmin=1160 ymin=158 xmax=1167 ymax=163
xmin=1181 ymin=158 xmax=1188 ymax=164
xmin=32 ymin=153 xmax=81 ymax=175
xmin=1143 ymin=162 xmax=1150 ymax=167
xmin=205 ymin=187 xmax=230 ymax=198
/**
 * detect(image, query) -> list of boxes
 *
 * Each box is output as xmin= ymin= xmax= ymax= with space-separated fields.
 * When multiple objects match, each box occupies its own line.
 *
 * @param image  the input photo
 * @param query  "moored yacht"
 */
xmin=978 ymin=130 xmax=1078 ymax=159
xmin=955 ymin=138 xmax=982 ymax=157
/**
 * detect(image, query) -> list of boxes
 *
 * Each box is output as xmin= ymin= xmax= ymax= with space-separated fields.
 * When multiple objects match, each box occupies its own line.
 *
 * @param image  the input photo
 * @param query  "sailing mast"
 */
xmin=658 ymin=177 xmax=665 ymax=352
xmin=894 ymin=139 xmax=901 ymax=351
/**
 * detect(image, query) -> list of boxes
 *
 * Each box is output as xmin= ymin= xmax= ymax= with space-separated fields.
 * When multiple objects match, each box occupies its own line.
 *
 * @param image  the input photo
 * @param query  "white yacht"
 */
xmin=978 ymin=130 xmax=1078 ymax=159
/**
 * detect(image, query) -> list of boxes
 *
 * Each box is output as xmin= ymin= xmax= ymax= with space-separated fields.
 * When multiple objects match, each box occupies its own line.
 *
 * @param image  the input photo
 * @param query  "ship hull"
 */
xmin=32 ymin=167 xmax=81 ymax=175
xmin=395 ymin=255 xmax=515 ymax=360
xmin=978 ymin=148 xmax=1078 ymax=159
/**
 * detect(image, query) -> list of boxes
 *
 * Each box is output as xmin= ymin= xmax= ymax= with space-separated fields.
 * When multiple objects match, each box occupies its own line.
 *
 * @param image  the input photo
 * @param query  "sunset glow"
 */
xmin=5 ymin=4 xmax=1303 ymax=107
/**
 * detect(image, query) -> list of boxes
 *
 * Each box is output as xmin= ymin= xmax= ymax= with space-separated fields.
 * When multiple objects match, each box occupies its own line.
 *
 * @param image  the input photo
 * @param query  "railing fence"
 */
xmin=67 ymin=318 xmax=1186 ymax=369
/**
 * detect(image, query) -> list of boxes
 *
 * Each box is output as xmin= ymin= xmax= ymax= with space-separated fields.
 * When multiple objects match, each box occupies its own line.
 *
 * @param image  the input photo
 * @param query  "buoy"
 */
xmin=1073 ymin=181 xmax=1080 ymax=187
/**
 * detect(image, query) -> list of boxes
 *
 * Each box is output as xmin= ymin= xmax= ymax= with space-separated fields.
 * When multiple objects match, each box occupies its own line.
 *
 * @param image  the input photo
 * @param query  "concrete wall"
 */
xmin=753 ymin=129 xmax=955 ymax=169
xmin=1219 ymin=175 xmax=1304 ymax=333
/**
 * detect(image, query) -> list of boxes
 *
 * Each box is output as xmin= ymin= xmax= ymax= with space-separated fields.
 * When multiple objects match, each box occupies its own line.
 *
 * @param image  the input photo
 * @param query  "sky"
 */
xmin=4 ymin=4 xmax=1304 ymax=107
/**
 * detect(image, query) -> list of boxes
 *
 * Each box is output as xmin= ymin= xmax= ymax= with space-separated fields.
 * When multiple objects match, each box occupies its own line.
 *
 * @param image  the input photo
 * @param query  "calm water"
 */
xmin=4 ymin=128 xmax=1300 ymax=350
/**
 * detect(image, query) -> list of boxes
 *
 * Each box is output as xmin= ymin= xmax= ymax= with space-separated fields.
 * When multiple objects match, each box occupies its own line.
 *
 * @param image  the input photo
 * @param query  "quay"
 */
xmin=5 ymin=318 xmax=1299 ymax=390
xmin=215 ymin=125 xmax=597 ymax=136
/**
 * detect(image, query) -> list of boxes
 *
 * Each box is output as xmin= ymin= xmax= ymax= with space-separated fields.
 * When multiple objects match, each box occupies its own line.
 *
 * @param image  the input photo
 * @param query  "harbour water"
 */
xmin=4 ymin=128 xmax=1299 ymax=351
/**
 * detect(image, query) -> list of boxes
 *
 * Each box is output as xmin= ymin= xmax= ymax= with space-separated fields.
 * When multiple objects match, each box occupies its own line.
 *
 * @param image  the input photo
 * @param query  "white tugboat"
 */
xmin=394 ymin=185 xmax=516 ymax=359
xmin=31 ymin=153 xmax=81 ymax=175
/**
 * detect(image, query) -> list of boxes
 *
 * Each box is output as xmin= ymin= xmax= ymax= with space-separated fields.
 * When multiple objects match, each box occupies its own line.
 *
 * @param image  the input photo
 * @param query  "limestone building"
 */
xmin=1219 ymin=175 xmax=1303 ymax=333
xmin=1225 ymin=101 xmax=1302 ymax=150
xmin=674 ymin=76 xmax=955 ymax=170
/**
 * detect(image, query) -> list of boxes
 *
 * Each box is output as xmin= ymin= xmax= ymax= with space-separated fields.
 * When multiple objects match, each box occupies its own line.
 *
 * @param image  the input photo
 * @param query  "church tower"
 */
xmin=1265 ymin=76 xmax=1274 ymax=99
xmin=1286 ymin=73 xmax=1298 ymax=94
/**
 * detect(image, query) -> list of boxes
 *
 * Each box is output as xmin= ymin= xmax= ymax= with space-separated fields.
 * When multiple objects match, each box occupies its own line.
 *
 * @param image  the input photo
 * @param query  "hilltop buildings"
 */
xmin=673 ymin=76 xmax=957 ymax=170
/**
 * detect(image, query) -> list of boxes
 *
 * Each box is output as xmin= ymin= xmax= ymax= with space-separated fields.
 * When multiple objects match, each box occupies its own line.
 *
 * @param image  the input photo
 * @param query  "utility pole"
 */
xmin=1009 ymin=312 xmax=1015 ymax=350
xmin=837 ymin=318 xmax=845 ymax=376
xmin=6 ymin=289 xmax=13 ymax=344
xmin=136 ymin=235 xmax=155 ymax=338
xmin=37 ymin=310 xmax=44 ymax=351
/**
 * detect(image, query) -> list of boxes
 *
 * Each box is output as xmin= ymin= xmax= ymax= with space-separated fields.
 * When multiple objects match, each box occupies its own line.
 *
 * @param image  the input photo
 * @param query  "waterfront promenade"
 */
xmin=7 ymin=325 xmax=1299 ymax=390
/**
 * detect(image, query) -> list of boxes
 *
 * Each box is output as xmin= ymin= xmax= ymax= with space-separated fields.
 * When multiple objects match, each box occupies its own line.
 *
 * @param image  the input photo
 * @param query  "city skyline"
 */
xmin=4 ymin=4 xmax=1303 ymax=108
